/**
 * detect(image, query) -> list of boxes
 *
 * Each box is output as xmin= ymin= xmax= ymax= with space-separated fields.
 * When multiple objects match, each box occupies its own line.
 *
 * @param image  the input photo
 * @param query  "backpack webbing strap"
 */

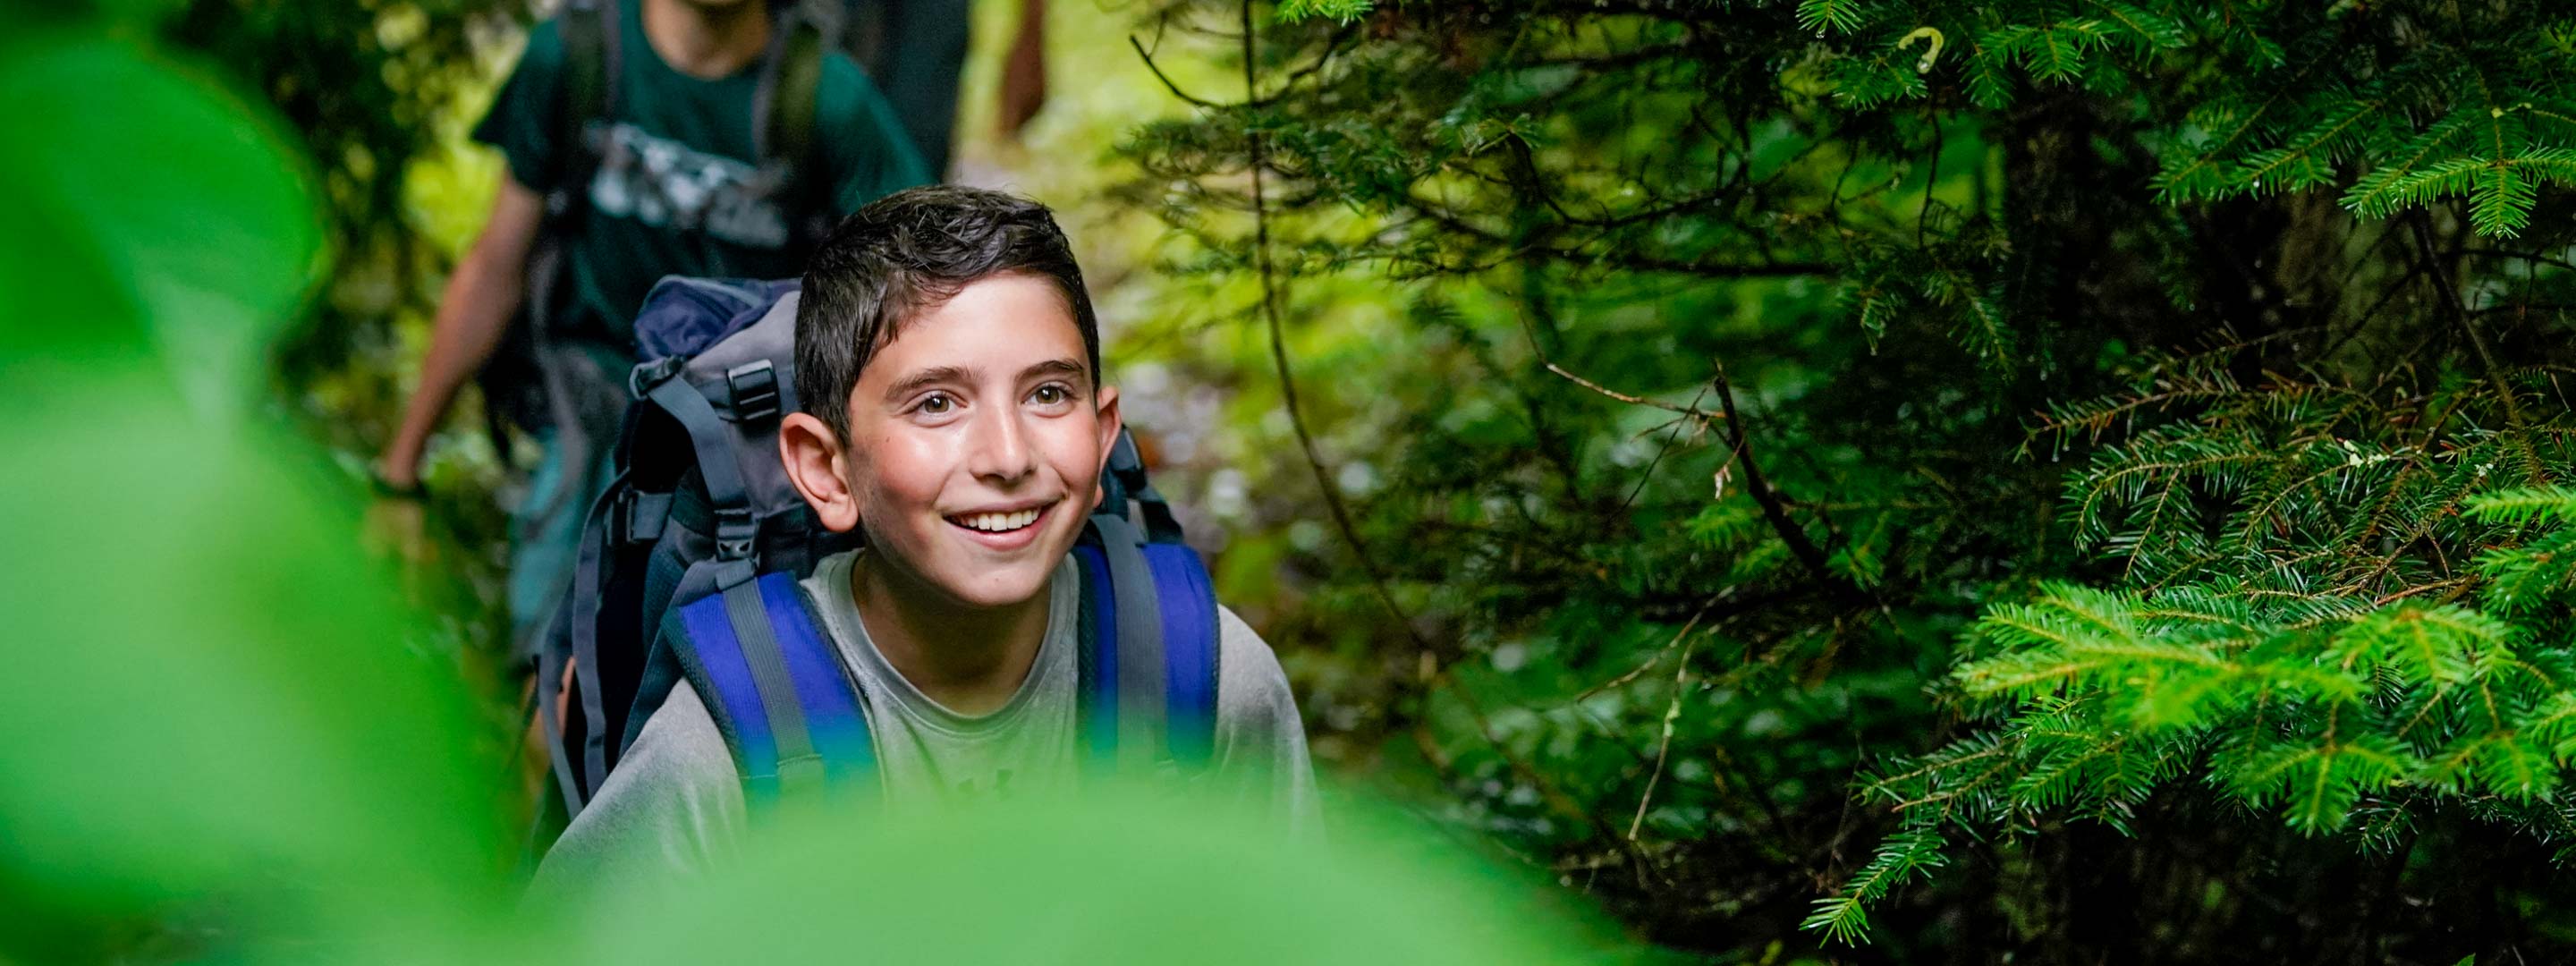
xmin=553 ymin=0 xmax=619 ymax=208
xmin=1104 ymin=430 xmax=1185 ymax=544
xmin=1071 ymin=543 xmax=1119 ymax=766
xmin=719 ymin=581 xmax=820 ymax=792
xmin=1072 ymin=517 xmax=1224 ymax=770
xmin=1089 ymin=515 xmax=1166 ymax=771
xmin=665 ymin=572 xmax=873 ymax=808
xmin=565 ymin=469 xmax=631 ymax=804
xmin=643 ymin=373 xmax=759 ymax=589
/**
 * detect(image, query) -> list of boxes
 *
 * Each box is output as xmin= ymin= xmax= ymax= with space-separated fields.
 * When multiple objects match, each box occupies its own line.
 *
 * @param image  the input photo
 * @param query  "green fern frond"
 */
xmin=1273 ymin=0 xmax=1373 ymax=23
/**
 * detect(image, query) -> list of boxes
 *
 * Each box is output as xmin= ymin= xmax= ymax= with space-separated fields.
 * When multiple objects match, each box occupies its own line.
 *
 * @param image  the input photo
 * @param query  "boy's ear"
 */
xmin=1092 ymin=384 xmax=1123 ymax=505
xmin=778 ymin=412 xmax=860 ymax=533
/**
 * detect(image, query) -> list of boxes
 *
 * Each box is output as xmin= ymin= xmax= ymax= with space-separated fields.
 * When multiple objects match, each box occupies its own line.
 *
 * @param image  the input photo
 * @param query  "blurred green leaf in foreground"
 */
xmin=0 ymin=14 xmax=510 ymax=961
xmin=555 ymin=786 xmax=1640 ymax=965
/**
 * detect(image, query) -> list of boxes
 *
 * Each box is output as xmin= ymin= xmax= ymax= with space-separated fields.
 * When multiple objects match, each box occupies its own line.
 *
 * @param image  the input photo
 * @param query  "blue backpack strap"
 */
xmin=1141 ymin=541 xmax=1220 ymax=765
xmin=1073 ymin=514 xmax=1222 ymax=772
xmin=661 ymin=572 xmax=875 ymax=808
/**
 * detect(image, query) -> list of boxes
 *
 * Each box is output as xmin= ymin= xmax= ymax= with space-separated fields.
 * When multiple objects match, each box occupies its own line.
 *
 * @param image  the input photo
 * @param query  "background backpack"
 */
xmin=533 ymin=278 xmax=1220 ymax=836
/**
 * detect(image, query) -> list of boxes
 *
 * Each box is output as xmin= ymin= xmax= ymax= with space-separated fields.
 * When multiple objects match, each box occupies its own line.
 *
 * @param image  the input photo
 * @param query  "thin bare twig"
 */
xmin=1712 ymin=363 xmax=1852 ymax=596
xmin=1629 ymin=627 xmax=1705 ymax=841
xmin=1572 ymin=597 xmax=1720 ymax=705
xmin=1130 ymin=34 xmax=1221 ymax=108
xmin=1546 ymin=363 xmax=1716 ymax=416
xmin=1512 ymin=309 xmax=1724 ymax=419
xmin=2412 ymin=213 xmax=2545 ymax=484
xmin=1234 ymin=0 xmax=1441 ymax=670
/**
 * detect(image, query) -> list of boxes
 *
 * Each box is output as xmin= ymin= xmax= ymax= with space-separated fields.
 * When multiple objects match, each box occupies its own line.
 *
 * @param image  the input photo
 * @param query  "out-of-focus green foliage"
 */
xmin=169 ymin=0 xmax=529 ymax=644
xmin=562 ymin=787 xmax=1634 ymax=964
xmin=0 ymin=17 xmax=511 ymax=962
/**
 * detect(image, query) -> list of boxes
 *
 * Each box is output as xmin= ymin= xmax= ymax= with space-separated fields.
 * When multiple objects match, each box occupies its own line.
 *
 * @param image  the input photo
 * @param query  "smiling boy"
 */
xmin=533 ymin=187 xmax=1319 ymax=887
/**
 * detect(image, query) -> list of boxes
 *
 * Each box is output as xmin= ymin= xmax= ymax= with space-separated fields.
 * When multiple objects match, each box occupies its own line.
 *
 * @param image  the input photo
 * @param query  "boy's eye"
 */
xmin=1031 ymin=385 xmax=1069 ymax=405
xmin=919 ymin=393 xmax=954 ymax=414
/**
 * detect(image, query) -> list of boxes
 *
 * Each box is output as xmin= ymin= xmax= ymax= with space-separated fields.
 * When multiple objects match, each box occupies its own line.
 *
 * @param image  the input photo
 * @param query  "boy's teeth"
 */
xmin=961 ymin=509 xmax=1039 ymax=532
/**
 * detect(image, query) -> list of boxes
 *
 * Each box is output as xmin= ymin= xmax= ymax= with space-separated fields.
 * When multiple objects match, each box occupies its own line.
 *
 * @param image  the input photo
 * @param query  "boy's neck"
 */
xmin=640 ymin=0 xmax=773 ymax=80
xmin=849 ymin=552 xmax=1054 ymax=716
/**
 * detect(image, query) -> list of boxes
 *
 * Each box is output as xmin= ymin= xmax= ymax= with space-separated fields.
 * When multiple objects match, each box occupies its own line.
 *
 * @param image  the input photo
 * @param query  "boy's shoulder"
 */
xmin=1211 ymin=605 xmax=1300 ymax=724
xmin=530 ymin=680 xmax=743 ymax=894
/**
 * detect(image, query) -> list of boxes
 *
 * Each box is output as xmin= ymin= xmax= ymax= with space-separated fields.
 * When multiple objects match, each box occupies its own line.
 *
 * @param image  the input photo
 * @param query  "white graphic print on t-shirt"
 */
xmin=586 ymin=122 xmax=792 ymax=249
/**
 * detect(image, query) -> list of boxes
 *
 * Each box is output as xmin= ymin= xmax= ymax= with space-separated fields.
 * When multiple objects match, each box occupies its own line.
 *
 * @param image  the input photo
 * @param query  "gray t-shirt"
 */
xmin=534 ymin=549 xmax=1320 ymax=893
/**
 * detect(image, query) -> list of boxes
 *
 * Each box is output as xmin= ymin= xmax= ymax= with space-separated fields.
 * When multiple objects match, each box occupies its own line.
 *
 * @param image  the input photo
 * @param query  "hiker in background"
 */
xmin=844 ymin=0 xmax=967 ymax=176
xmin=845 ymin=0 xmax=1055 ymax=178
xmin=530 ymin=186 xmax=1318 ymax=892
xmin=373 ymin=0 xmax=928 ymax=660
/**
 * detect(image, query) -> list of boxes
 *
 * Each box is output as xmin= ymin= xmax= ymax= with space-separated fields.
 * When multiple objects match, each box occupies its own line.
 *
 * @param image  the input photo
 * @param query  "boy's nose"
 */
xmin=966 ymin=410 xmax=1038 ymax=485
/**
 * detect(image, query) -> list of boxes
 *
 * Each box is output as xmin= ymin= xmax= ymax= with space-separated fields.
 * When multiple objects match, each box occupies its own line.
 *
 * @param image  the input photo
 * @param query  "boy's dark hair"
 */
xmin=794 ymin=185 xmax=1099 ymax=442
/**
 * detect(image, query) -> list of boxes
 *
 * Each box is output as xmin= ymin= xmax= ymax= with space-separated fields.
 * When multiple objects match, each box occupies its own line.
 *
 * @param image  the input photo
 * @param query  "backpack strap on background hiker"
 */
xmin=663 ymin=572 xmax=875 ymax=808
xmin=1072 ymin=513 xmax=1222 ymax=773
xmin=755 ymin=2 xmax=834 ymax=247
xmin=551 ymin=0 xmax=620 ymax=227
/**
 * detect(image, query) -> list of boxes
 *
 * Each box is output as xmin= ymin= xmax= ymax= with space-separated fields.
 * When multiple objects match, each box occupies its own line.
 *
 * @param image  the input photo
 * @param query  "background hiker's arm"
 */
xmin=377 ymin=175 xmax=545 ymax=487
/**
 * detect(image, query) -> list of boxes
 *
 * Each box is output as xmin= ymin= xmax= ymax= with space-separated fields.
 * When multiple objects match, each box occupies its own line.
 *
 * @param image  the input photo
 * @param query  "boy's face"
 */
xmin=779 ymin=273 xmax=1120 ymax=611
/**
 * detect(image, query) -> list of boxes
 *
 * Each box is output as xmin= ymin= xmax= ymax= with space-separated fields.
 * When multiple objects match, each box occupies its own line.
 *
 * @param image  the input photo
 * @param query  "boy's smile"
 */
xmin=784 ymin=272 xmax=1121 ymax=613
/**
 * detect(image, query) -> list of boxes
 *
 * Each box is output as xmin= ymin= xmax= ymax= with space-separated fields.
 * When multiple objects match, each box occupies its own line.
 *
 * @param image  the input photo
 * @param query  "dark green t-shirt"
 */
xmin=475 ymin=1 xmax=929 ymax=342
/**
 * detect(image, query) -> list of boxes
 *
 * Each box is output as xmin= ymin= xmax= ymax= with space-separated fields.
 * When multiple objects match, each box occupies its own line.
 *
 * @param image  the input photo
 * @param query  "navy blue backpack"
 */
xmin=534 ymin=277 xmax=1219 ymax=832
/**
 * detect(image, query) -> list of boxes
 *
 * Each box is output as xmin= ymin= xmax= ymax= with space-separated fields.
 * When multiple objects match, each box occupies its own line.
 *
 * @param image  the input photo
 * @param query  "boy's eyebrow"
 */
xmin=1021 ymin=358 xmax=1089 ymax=382
xmin=882 ymin=365 xmax=976 ymax=403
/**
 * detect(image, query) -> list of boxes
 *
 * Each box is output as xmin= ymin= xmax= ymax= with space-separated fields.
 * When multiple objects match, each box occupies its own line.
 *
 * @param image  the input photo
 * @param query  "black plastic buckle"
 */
xmin=714 ymin=507 xmax=758 ymax=562
xmin=607 ymin=489 xmax=636 ymax=546
xmin=726 ymin=360 xmax=781 ymax=423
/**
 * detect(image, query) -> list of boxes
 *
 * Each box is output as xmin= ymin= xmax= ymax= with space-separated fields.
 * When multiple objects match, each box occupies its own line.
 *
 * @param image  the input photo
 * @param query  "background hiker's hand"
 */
xmin=373 ymin=451 xmax=424 ymax=496
xmin=362 ymin=491 xmax=434 ymax=568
